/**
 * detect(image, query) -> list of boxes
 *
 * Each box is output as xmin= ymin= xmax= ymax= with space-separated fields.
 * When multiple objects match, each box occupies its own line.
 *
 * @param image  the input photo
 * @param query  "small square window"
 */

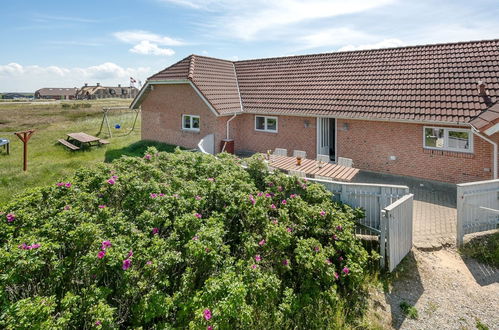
xmin=255 ymin=116 xmax=278 ymax=133
xmin=423 ymin=126 xmax=472 ymax=153
xmin=182 ymin=115 xmax=200 ymax=131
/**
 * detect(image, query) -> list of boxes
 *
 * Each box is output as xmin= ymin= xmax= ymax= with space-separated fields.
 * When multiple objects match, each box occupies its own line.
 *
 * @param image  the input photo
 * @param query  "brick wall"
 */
xmin=232 ymin=114 xmax=317 ymax=158
xmin=337 ymin=119 xmax=497 ymax=183
xmin=140 ymin=84 xmax=498 ymax=183
xmin=141 ymin=84 xmax=228 ymax=151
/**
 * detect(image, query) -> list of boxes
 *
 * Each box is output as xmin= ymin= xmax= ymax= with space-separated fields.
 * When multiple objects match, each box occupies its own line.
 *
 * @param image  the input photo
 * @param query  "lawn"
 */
xmin=460 ymin=231 xmax=499 ymax=268
xmin=0 ymin=99 xmax=175 ymax=205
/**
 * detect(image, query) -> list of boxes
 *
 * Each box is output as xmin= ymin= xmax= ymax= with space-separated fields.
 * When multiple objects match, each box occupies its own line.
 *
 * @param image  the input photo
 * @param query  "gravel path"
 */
xmin=371 ymin=248 xmax=499 ymax=329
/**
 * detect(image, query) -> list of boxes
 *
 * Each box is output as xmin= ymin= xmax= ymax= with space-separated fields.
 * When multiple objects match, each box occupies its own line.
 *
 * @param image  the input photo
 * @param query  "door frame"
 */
xmin=316 ymin=117 xmax=337 ymax=162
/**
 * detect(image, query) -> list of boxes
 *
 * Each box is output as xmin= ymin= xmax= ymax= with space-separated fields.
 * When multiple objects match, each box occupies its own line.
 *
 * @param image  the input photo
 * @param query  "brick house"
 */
xmin=35 ymin=87 xmax=78 ymax=100
xmin=131 ymin=39 xmax=499 ymax=184
xmin=76 ymin=83 xmax=139 ymax=99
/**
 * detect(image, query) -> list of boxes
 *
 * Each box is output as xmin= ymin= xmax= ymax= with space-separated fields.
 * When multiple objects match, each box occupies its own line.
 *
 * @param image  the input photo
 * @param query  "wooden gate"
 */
xmin=380 ymin=194 xmax=414 ymax=272
xmin=456 ymin=179 xmax=499 ymax=247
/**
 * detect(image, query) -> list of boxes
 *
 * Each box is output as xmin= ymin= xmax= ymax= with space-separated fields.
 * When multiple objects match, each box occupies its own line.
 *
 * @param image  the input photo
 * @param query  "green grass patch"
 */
xmin=460 ymin=231 xmax=499 ymax=268
xmin=400 ymin=301 xmax=418 ymax=320
xmin=0 ymin=99 xmax=176 ymax=205
xmin=104 ymin=140 xmax=179 ymax=162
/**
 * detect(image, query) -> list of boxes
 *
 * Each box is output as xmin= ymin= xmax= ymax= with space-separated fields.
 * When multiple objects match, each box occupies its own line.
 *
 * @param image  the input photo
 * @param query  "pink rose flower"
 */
xmin=6 ymin=213 xmax=15 ymax=222
xmin=255 ymin=254 xmax=261 ymax=262
xmin=152 ymin=227 xmax=159 ymax=235
xmin=258 ymin=239 xmax=266 ymax=246
xmin=107 ymin=178 xmax=115 ymax=185
xmin=195 ymin=213 xmax=202 ymax=219
xmin=122 ymin=259 xmax=131 ymax=270
xmin=342 ymin=267 xmax=350 ymax=275
xmin=320 ymin=210 xmax=326 ymax=216
xmin=203 ymin=308 xmax=212 ymax=321
xmin=97 ymin=250 xmax=106 ymax=259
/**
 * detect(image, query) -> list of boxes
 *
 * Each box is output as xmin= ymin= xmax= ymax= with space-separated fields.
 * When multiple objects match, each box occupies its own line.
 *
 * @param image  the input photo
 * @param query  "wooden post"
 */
xmin=14 ymin=130 xmax=35 ymax=171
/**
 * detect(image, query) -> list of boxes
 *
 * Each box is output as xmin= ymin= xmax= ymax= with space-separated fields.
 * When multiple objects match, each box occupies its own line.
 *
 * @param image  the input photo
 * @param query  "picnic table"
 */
xmin=0 ymin=138 xmax=9 ymax=154
xmin=58 ymin=132 xmax=109 ymax=151
xmin=268 ymin=155 xmax=360 ymax=182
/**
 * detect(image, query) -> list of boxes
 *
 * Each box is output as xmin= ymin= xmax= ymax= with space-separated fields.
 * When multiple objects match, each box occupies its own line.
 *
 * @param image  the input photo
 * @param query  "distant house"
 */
xmin=75 ymin=83 xmax=138 ymax=99
xmin=132 ymin=38 xmax=499 ymax=184
xmin=34 ymin=88 xmax=77 ymax=100
xmin=2 ymin=93 xmax=33 ymax=99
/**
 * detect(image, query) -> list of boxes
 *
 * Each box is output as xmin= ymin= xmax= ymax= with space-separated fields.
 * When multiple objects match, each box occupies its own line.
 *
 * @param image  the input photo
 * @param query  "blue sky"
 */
xmin=1 ymin=0 xmax=498 ymax=92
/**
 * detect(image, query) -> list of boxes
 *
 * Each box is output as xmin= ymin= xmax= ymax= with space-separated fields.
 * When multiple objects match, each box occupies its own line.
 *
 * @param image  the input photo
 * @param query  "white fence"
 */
xmin=380 ymin=194 xmax=414 ymax=272
xmin=308 ymin=178 xmax=413 ymax=271
xmin=456 ymin=179 xmax=499 ymax=247
xmin=307 ymin=178 xmax=409 ymax=232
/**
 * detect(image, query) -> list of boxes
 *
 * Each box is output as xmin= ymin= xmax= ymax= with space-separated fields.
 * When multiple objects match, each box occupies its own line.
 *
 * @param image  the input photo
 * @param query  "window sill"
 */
xmin=181 ymin=129 xmax=200 ymax=134
xmin=254 ymin=129 xmax=278 ymax=134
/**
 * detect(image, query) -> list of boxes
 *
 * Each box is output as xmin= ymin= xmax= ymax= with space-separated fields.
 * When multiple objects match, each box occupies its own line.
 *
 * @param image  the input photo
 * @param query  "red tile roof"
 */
xmin=470 ymin=102 xmax=499 ymax=132
xmin=149 ymin=55 xmax=242 ymax=115
xmin=145 ymin=39 xmax=499 ymax=123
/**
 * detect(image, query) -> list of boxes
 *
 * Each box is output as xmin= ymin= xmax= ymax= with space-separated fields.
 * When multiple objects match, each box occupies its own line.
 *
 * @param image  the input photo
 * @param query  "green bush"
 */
xmin=61 ymin=103 xmax=71 ymax=109
xmin=0 ymin=149 xmax=373 ymax=328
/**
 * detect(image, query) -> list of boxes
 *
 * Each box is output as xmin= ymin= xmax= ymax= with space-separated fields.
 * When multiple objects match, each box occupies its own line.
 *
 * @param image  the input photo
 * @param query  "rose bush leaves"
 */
xmin=1 ymin=148 xmax=373 ymax=328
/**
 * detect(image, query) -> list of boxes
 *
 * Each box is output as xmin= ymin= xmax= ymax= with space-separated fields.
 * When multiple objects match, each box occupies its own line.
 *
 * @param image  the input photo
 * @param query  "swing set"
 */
xmin=97 ymin=107 xmax=140 ymax=138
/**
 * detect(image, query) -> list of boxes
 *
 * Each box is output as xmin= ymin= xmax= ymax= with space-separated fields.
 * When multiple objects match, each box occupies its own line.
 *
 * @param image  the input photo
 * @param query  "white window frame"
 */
xmin=255 ymin=116 xmax=278 ymax=133
xmin=182 ymin=114 xmax=200 ymax=132
xmin=423 ymin=126 xmax=473 ymax=153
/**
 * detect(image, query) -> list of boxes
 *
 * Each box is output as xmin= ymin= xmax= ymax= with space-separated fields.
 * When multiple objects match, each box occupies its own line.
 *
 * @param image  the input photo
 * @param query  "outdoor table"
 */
xmin=0 ymin=138 xmax=9 ymax=154
xmin=66 ymin=132 xmax=101 ymax=148
xmin=268 ymin=155 xmax=360 ymax=182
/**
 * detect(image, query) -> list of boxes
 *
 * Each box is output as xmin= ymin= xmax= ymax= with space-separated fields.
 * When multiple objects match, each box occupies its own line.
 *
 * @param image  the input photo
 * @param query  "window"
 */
xmin=255 ymin=116 xmax=278 ymax=133
xmin=423 ymin=126 xmax=472 ymax=153
xmin=182 ymin=115 xmax=200 ymax=131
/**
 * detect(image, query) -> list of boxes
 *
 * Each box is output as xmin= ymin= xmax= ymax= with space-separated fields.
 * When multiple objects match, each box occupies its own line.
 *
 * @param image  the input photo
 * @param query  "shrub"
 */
xmin=61 ymin=103 xmax=71 ymax=109
xmin=0 ymin=149 xmax=374 ymax=328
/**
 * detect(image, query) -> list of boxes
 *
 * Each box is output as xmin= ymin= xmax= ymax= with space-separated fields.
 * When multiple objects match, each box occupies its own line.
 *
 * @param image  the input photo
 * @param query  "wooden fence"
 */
xmin=307 ymin=178 xmax=409 ymax=232
xmin=456 ymin=179 xmax=499 ymax=247
xmin=308 ymin=178 xmax=413 ymax=271
xmin=380 ymin=194 xmax=414 ymax=272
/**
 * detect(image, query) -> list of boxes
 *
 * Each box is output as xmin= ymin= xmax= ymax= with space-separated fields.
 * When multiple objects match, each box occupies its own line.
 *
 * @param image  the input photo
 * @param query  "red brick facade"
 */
xmin=141 ymin=84 xmax=230 ymax=151
xmin=336 ymin=119 xmax=498 ymax=183
xmin=231 ymin=114 xmax=317 ymax=159
xmin=141 ymin=84 xmax=499 ymax=184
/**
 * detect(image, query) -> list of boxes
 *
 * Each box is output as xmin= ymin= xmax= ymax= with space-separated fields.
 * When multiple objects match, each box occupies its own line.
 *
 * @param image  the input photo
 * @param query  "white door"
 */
xmin=317 ymin=117 xmax=330 ymax=157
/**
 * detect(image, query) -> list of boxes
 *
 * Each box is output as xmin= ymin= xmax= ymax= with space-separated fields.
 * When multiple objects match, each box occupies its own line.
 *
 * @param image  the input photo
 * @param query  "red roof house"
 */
xmin=132 ymin=39 xmax=499 ymax=183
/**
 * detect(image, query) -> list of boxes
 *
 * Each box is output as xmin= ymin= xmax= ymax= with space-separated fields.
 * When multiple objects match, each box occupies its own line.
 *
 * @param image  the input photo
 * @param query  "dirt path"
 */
xmin=370 ymin=248 xmax=499 ymax=329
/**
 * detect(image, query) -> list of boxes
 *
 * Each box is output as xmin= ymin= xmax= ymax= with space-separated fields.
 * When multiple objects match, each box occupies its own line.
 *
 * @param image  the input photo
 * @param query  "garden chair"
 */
xmin=337 ymin=157 xmax=353 ymax=168
xmin=293 ymin=150 xmax=307 ymax=158
xmin=273 ymin=148 xmax=287 ymax=156
xmin=288 ymin=170 xmax=306 ymax=178
xmin=316 ymin=154 xmax=330 ymax=163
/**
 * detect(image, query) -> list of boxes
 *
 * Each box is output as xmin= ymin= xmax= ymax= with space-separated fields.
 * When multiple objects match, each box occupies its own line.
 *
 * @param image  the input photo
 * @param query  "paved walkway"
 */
xmin=352 ymin=171 xmax=457 ymax=249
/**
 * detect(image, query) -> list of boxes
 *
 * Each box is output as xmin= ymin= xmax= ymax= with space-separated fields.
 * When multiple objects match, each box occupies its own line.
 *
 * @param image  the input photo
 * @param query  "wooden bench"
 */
xmin=99 ymin=139 xmax=110 ymax=145
xmin=58 ymin=139 xmax=80 ymax=150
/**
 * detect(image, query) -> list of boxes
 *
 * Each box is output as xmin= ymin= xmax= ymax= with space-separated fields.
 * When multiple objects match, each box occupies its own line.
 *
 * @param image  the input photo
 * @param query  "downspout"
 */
xmin=221 ymin=113 xmax=237 ymax=152
xmin=470 ymin=125 xmax=498 ymax=179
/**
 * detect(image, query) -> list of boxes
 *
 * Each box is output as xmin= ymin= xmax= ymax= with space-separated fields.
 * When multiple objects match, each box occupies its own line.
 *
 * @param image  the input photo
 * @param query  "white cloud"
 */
xmin=296 ymin=27 xmax=372 ymax=50
xmin=129 ymin=41 xmax=175 ymax=56
xmin=159 ymin=0 xmax=395 ymax=40
xmin=0 ymin=62 xmax=153 ymax=92
xmin=338 ymin=38 xmax=406 ymax=51
xmin=113 ymin=30 xmax=185 ymax=46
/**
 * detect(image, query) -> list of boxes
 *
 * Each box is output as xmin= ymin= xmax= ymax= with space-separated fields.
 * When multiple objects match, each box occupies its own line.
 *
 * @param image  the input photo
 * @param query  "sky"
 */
xmin=1 ymin=0 xmax=499 ymax=92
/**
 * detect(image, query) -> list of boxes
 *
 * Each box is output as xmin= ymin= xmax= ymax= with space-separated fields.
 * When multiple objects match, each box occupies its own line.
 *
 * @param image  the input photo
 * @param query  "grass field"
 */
xmin=0 ymin=99 xmax=175 ymax=205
